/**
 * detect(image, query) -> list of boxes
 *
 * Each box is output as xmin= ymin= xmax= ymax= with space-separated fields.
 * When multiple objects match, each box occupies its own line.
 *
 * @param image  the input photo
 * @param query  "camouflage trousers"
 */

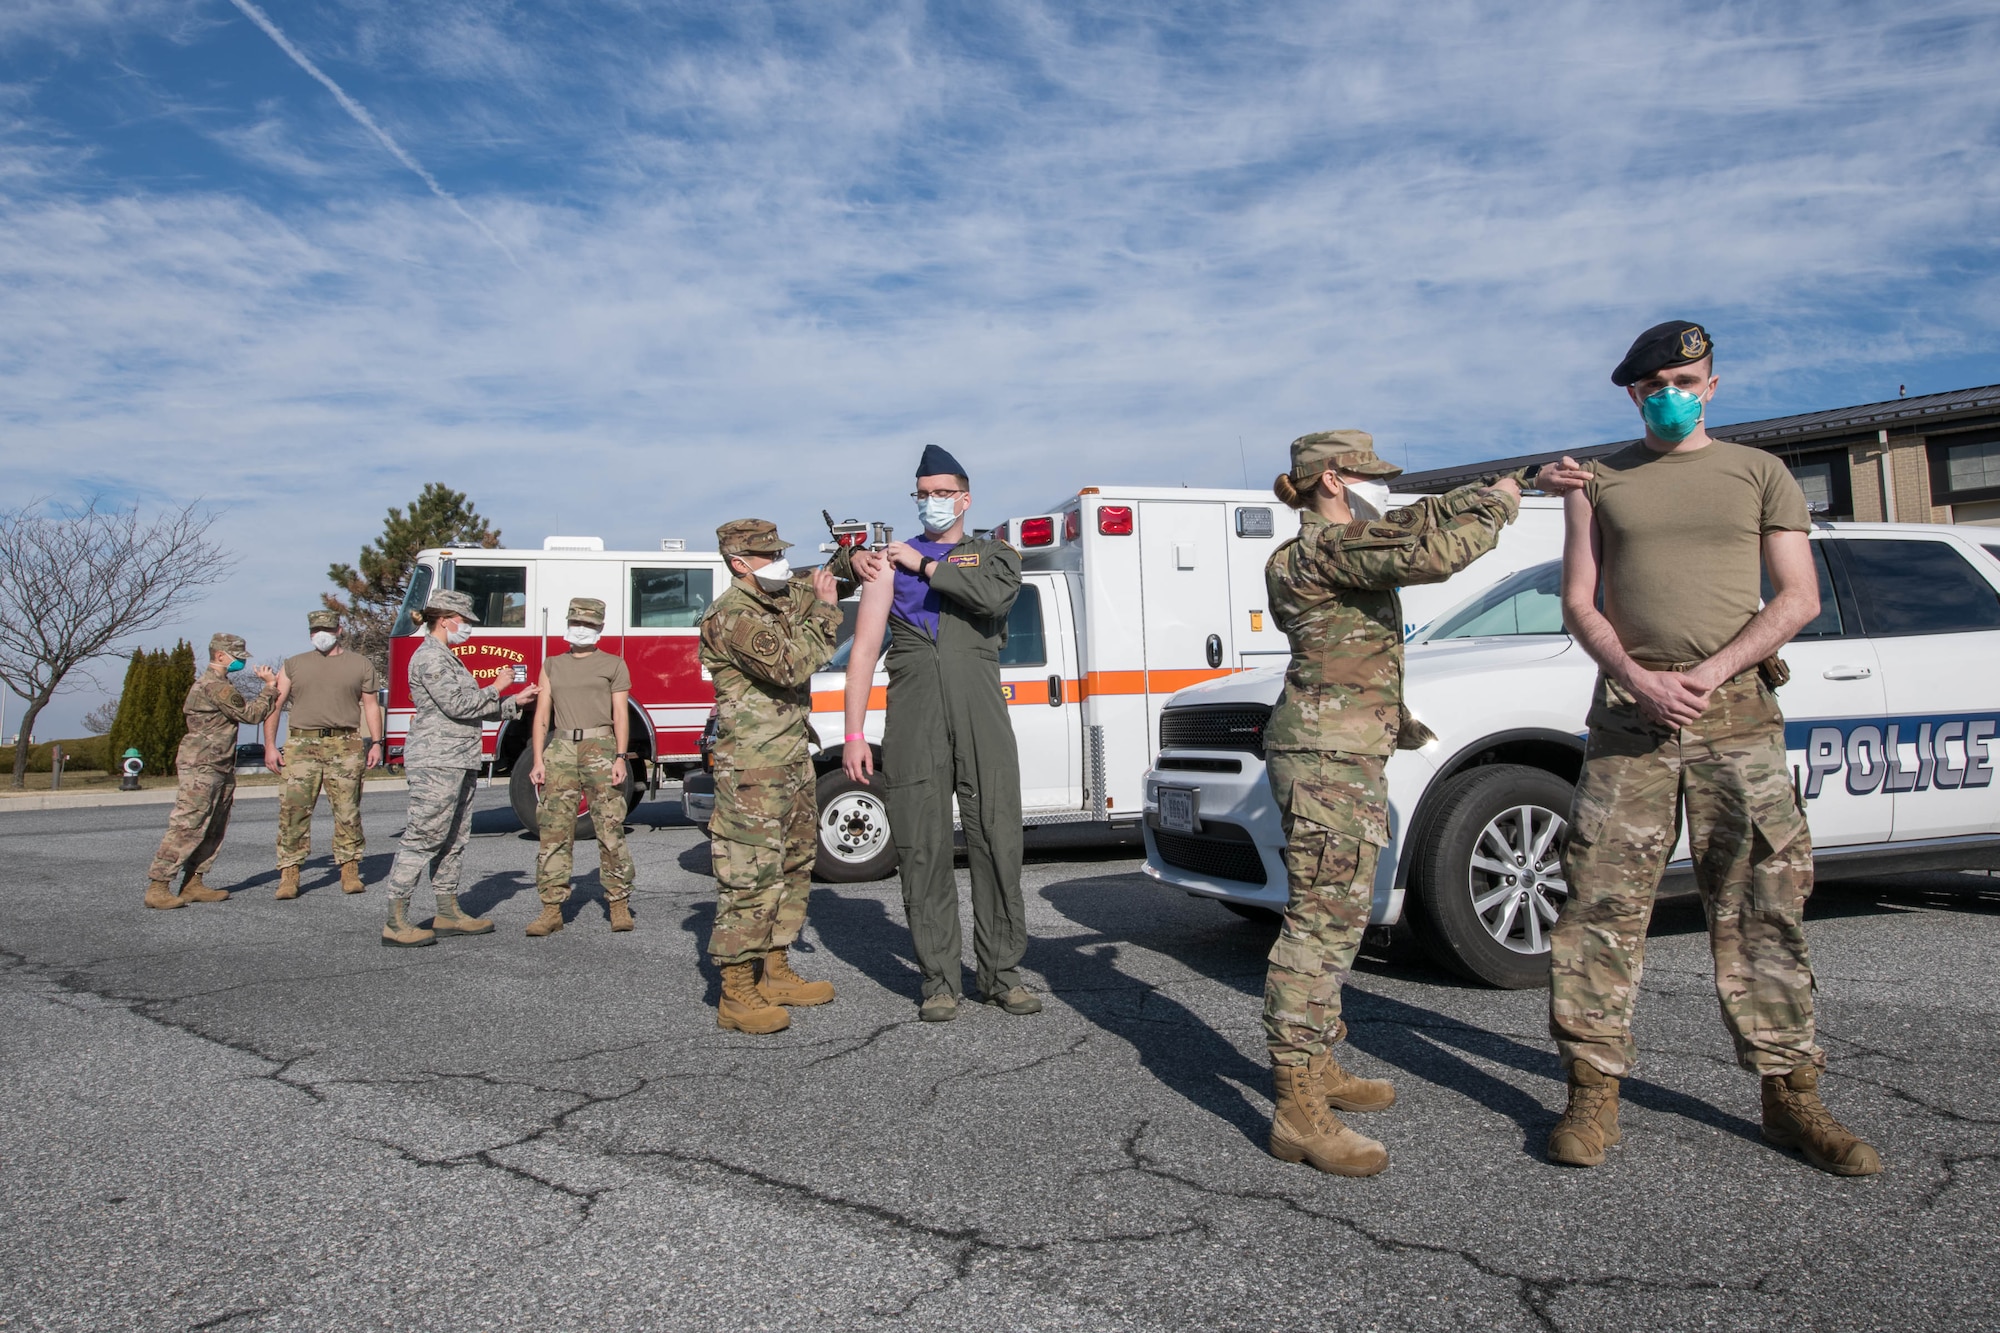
xmin=386 ymin=766 xmax=479 ymax=902
xmin=536 ymin=736 xmax=634 ymax=905
xmin=1263 ymin=750 xmax=1388 ymax=1066
xmin=707 ymin=759 xmax=816 ymax=966
xmin=147 ymin=768 xmax=237 ymax=884
xmin=275 ymin=732 xmax=366 ymax=869
xmin=1551 ymin=670 xmax=1819 ymax=1078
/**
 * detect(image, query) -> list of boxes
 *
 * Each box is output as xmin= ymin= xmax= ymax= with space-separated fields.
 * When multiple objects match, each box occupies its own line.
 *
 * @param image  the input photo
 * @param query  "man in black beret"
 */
xmin=1537 ymin=321 xmax=1879 ymax=1178
xmin=837 ymin=444 xmax=1040 ymax=1022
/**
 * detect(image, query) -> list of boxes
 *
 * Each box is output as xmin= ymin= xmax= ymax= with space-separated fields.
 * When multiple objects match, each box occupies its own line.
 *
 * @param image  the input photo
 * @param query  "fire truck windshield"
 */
xmin=392 ymin=565 xmax=434 ymax=638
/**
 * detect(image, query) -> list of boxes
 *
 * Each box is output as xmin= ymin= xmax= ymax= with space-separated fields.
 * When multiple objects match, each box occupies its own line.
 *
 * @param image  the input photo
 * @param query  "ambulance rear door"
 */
xmin=1224 ymin=500 xmax=1298 ymax=668
xmin=1002 ymin=572 xmax=1083 ymax=811
xmin=1137 ymin=499 xmax=1234 ymax=740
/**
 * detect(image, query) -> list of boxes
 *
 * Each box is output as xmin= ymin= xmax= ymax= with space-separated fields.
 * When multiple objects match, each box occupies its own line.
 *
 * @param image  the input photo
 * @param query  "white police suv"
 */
xmin=1141 ymin=522 xmax=2000 ymax=988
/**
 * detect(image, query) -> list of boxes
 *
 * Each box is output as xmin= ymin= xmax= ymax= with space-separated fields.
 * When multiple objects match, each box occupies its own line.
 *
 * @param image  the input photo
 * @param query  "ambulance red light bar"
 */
xmin=1097 ymin=505 xmax=1134 ymax=535
xmin=1018 ymin=516 xmax=1056 ymax=547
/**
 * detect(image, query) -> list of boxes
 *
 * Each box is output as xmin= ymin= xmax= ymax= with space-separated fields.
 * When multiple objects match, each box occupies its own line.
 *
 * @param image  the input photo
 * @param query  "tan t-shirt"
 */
xmin=544 ymin=648 xmax=631 ymax=732
xmin=283 ymin=650 xmax=384 ymax=731
xmin=1585 ymin=440 xmax=1812 ymax=665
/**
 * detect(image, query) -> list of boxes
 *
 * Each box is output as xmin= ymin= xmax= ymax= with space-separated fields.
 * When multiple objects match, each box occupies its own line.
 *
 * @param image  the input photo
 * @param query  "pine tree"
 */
xmin=134 ymin=649 xmax=173 ymax=776
xmin=326 ymin=484 xmax=500 ymax=674
xmin=162 ymin=640 xmax=195 ymax=774
xmin=106 ymin=647 xmax=146 ymax=768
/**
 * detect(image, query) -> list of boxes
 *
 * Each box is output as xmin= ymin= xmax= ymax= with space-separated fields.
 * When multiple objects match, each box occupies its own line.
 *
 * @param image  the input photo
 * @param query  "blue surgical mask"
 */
xmin=917 ymin=494 xmax=959 ymax=534
xmin=226 ymin=658 xmax=246 ymax=674
xmin=1640 ymin=386 xmax=1706 ymax=442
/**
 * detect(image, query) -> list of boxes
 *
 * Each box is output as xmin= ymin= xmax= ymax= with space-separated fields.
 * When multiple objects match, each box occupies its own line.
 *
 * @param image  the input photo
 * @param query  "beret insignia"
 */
xmin=1680 ymin=327 xmax=1709 ymax=359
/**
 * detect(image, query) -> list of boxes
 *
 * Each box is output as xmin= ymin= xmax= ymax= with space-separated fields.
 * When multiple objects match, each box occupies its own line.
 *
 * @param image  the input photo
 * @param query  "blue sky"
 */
xmin=3 ymin=0 xmax=1998 ymax=733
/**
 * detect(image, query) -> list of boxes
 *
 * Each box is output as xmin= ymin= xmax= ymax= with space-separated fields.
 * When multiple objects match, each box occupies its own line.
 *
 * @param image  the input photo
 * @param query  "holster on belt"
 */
xmin=1757 ymin=655 xmax=1791 ymax=690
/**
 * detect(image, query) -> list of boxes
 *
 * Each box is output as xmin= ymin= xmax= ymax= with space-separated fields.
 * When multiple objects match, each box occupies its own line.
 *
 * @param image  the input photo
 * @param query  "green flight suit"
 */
xmin=878 ymin=537 xmax=1027 ymax=1002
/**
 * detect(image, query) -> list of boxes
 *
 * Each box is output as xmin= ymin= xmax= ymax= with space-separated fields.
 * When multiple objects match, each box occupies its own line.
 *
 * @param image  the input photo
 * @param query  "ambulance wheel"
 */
xmin=1408 ymin=764 xmax=1573 ymax=990
xmin=815 ymin=770 xmax=898 ymax=883
xmin=505 ymin=759 xmax=636 ymax=842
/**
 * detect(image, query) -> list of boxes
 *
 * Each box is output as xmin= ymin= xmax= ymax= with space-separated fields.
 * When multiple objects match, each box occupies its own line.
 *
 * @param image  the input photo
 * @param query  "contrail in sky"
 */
xmin=224 ymin=0 xmax=523 ymax=270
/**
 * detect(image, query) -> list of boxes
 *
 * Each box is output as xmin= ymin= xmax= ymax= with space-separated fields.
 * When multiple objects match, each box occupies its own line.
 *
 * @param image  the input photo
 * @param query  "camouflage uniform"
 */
xmin=535 ymin=598 xmax=635 ymax=908
xmin=1262 ymin=434 xmax=1518 ymax=1066
xmin=1551 ymin=666 xmax=1818 ymax=1078
xmin=275 ymin=611 xmax=378 ymax=872
xmin=147 ymin=635 xmax=279 ymax=885
xmin=700 ymin=521 xmax=842 ymax=966
xmin=387 ymin=613 xmax=523 ymax=903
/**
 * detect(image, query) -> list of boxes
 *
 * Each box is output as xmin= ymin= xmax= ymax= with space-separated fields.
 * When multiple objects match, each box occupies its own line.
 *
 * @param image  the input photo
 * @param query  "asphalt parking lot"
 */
xmin=2 ymin=787 xmax=1995 ymax=1333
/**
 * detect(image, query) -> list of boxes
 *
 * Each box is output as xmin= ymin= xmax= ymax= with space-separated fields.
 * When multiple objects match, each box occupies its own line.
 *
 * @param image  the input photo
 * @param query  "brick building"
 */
xmin=1397 ymin=384 xmax=2000 ymax=526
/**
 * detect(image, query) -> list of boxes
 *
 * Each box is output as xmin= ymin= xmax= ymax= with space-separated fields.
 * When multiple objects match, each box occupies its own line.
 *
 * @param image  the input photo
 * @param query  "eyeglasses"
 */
xmin=910 ymin=489 xmax=966 ymax=501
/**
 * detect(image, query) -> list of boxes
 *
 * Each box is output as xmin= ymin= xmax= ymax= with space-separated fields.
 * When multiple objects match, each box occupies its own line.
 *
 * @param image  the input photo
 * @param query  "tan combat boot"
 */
xmin=179 ymin=873 xmax=229 ymax=903
xmin=524 ymin=904 xmax=565 ymax=937
xmin=432 ymin=894 xmax=494 ymax=937
xmin=1548 ymin=1062 xmax=1622 ymax=1167
xmin=607 ymin=898 xmax=635 ymax=932
xmin=1762 ymin=1066 xmax=1882 ymax=1176
xmin=717 ymin=960 xmax=790 ymax=1034
xmin=339 ymin=862 xmax=366 ymax=894
xmin=381 ymin=899 xmax=435 ymax=948
xmin=1310 ymin=1047 xmax=1396 ymax=1114
xmin=1269 ymin=1061 xmax=1388 ymax=1177
xmin=144 ymin=880 xmax=185 ymax=910
xmin=759 ymin=947 xmax=834 ymax=1006
xmin=274 ymin=866 xmax=301 ymax=900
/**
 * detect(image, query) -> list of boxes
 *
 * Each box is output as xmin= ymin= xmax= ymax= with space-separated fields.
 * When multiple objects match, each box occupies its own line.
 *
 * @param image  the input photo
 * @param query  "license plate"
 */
xmin=1158 ymin=786 xmax=1198 ymax=834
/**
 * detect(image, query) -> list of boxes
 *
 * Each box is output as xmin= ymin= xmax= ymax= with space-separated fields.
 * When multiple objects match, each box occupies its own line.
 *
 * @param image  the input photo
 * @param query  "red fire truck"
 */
xmin=384 ymin=537 xmax=727 ymax=832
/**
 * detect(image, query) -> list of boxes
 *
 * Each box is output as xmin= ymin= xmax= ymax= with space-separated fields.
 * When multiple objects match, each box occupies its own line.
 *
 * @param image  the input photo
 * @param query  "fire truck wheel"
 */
xmin=814 ymin=769 xmax=899 ymax=883
xmin=505 ymin=759 xmax=638 ymax=842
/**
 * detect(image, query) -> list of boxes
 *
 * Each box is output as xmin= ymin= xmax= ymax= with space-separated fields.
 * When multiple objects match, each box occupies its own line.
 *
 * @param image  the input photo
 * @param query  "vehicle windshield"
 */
xmin=1419 ymin=560 xmax=1565 ymax=641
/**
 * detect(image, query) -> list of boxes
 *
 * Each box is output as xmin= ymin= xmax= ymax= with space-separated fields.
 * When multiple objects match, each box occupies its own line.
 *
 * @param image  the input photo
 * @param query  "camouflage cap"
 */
xmin=566 ymin=597 xmax=606 ymax=627
xmin=209 ymin=632 xmax=248 ymax=659
xmin=307 ymin=609 xmax=341 ymax=632
xmin=1289 ymin=429 xmax=1402 ymax=481
xmin=424 ymin=588 xmax=480 ymax=624
xmin=715 ymin=518 xmax=792 ymax=558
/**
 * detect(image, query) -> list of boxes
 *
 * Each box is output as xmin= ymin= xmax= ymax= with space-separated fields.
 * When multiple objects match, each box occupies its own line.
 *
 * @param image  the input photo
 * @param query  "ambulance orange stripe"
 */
xmin=816 ymin=668 xmax=1245 ymax=713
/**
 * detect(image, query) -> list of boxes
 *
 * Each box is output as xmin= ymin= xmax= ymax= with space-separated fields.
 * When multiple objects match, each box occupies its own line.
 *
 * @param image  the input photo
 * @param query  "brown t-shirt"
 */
xmin=544 ymin=648 xmax=631 ymax=732
xmin=283 ymin=650 xmax=384 ymax=731
xmin=1585 ymin=439 xmax=1812 ymax=665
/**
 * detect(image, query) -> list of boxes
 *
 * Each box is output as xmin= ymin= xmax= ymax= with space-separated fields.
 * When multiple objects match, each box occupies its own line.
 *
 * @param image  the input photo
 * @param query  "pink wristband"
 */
xmin=845 ymin=732 xmax=866 ymax=743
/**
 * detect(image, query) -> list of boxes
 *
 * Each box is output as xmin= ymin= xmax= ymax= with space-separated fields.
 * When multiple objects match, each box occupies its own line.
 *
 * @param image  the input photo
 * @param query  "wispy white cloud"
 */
xmin=221 ymin=0 xmax=522 ymax=269
xmin=0 ymin=0 xmax=1997 ymax=730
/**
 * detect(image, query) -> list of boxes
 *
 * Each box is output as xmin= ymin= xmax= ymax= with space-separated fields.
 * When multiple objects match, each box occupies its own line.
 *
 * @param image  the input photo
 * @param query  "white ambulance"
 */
xmin=685 ymin=486 xmax=1563 ymax=879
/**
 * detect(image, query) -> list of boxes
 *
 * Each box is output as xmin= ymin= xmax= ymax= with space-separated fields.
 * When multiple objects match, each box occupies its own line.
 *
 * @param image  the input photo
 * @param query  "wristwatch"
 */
xmin=921 ymin=556 xmax=937 ymax=579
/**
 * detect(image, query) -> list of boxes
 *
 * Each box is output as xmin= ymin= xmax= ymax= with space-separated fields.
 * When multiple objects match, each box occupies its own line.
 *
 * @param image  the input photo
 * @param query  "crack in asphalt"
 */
xmin=1917 ymin=1149 xmax=2000 ymax=1210
xmin=1105 ymin=1119 xmax=1782 ymax=1333
xmin=186 ymin=1305 xmax=271 ymax=1331
xmin=604 ymin=1137 xmax=1208 ymax=1318
xmin=920 ymin=1034 xmax=1092 ymax=1108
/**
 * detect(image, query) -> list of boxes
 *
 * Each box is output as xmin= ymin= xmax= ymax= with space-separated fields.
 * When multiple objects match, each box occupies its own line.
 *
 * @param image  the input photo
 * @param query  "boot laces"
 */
xmin=1783 ymin=1086 xmax=1845 ymax=1140
xmin=1562 ymin=1082 xmax=1613 ymax=1127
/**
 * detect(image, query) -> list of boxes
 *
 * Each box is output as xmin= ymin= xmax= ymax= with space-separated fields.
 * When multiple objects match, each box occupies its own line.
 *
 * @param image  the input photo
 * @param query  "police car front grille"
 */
xmin=1158 ymin=705 xmax=1271 ymax=756
xmin=1153 ymin=825 xmax=1269 ymax=886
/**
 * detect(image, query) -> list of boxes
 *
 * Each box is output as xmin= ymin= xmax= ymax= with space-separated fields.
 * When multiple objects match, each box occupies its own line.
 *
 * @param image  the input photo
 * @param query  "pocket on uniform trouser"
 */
xmin=1746 ymin=788 xmax=1812 ymax=920
xmin=712 ymin=767 xmax=787 ymax=849
xmin=1281 ymin=776 xmax=1389 ymax=848
xmin=1565 ymin=786 xmax=1613 ymax=851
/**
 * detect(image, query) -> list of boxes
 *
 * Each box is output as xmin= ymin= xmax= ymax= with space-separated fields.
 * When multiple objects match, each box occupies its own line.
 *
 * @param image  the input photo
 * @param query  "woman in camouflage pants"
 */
xmin=1260 ymin=430 xmax=1519 ymax=1177
xmin=382 ymin=589 xmax=536 ymax=947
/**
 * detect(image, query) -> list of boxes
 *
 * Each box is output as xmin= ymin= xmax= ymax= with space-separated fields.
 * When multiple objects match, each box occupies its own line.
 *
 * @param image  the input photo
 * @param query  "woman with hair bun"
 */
xmin=1259 ymin=429 xmax=1521 ymax=1177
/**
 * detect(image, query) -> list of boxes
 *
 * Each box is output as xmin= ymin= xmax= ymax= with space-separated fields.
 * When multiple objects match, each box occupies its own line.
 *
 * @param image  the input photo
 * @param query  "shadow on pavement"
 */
xmin=1040 ymin=869 xmax=1762 ymax=1151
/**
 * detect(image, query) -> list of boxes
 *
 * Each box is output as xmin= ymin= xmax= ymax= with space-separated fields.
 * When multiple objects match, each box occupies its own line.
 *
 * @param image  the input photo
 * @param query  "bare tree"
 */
xmin=0 ymin=498 xmax=228 ymax=788
xmin=82 ymin=699 xmax=119 ymax=735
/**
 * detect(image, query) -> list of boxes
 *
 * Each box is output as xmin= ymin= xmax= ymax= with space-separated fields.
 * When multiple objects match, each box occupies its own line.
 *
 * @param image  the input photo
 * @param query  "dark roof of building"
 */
xmin=1398 ymin=383 xmax=2000 ymax=493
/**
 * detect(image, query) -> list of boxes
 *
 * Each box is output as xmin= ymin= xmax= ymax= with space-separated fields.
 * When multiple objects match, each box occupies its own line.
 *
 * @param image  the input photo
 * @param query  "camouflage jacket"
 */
xmin=699 ymin=577 xmax=842 ymax=770
xmin=403 ymin=634 xmax=521 ymax=769
xmin=1264 ymin=484 xmax=1518 ymax=756
xmin=175 ymin=669 xmax=280 ymax=774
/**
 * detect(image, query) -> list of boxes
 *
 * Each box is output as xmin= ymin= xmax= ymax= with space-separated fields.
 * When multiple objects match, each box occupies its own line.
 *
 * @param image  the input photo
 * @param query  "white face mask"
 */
xmin=917 ymin=494 xmax=960 ymax=534
xmin=446 ymin=621 xmax=473 ymax=646
xmin=1344 ymin=479 xmax=1392 ymax=522
xmin=310 ymin=631 xmax=337 ymax=653
xmin=751 ymin=558 xmax=792 ymax=592
xmin=564 ymin=625 xmax=602 ymax=647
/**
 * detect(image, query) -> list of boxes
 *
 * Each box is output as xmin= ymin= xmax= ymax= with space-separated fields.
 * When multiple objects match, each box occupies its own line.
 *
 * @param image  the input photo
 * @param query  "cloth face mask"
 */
xmin=446 ymin=623 xmax=474 ymax=646
xmin=310 ymin=631 xmax=338 ymax=652
xmin=564 ymin=625 xmax=602 ymax=647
